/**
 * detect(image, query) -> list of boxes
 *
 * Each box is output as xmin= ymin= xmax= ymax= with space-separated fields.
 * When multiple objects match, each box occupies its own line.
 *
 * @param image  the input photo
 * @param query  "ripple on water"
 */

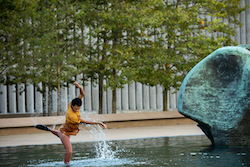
xmin=27 ymin=157 xmax=149 ymax=167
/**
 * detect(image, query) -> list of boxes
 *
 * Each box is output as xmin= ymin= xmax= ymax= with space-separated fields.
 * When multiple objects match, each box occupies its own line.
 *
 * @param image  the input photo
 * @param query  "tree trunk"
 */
xmin=98 ymin=73 xmax=104 ymax=114
xmin=112 ymin=87 xmax=116 ymax=114
xmin=48 ymin=82 xmax=52 ymax=116
xmin=163 ymin=87 xmax=168 ymax=111
xmin=112 ymin=69 xmax=117 ymax=114
xmin=98 ymin=30 xmax=107 ymax=114
xmin=57 ymin=67 xmax=61 ymax=116
xmin=42 ymin=82 xmax=47 ymax=116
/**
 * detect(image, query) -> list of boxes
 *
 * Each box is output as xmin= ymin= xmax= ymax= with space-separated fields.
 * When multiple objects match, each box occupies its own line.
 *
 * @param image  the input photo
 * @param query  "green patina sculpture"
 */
xmin=178 ymin=45 xmax=250 ymax=147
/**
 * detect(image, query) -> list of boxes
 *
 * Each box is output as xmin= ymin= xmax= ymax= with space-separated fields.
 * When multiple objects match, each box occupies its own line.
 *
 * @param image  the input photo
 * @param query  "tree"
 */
xmin=0 ymin=0 xmax=37 ymax=84
xmin=1 ymin=0 xmax=247 ymax=115
xmin=82 ymin=0 xmax=167 ymax=114
xmin=1 ymin=0 xmax=87 ymax=115
xmin=128 ymin=0 xmax=248 ymax=110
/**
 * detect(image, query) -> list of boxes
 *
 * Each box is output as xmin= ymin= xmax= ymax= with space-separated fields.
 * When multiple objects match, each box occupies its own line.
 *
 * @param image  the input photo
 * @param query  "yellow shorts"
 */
xmin=59 ymin=123 xmax=79 ymax=136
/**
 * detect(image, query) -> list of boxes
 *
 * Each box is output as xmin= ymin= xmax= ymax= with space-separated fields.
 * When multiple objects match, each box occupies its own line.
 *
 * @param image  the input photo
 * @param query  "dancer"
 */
xmin=36 ymin=81 xmax=107 ymax=165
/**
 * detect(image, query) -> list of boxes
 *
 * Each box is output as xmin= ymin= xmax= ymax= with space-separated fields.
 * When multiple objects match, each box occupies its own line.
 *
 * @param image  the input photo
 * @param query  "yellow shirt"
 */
xmin=65 ymin=102 xmax=81 ymax=124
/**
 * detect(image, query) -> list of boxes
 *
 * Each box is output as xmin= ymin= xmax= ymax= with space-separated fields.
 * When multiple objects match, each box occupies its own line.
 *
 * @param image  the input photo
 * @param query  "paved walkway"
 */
xmin=0 ymin=124 xmax=204 ymax=147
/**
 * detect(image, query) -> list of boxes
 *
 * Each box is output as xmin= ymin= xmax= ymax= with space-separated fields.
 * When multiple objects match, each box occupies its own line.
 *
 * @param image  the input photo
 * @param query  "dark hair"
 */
xmin=72 ymin=98 xmax=82 ymax=106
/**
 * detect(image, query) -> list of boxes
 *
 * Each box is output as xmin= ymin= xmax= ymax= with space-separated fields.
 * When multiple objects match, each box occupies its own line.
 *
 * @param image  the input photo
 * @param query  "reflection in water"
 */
xmin=1 ymin=135 xmax=250 ymax=167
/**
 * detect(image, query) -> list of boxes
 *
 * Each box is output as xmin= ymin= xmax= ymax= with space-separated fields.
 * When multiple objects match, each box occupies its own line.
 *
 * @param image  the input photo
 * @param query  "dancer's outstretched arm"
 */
xmin=80 ymin=118 xmax=107 ymax=129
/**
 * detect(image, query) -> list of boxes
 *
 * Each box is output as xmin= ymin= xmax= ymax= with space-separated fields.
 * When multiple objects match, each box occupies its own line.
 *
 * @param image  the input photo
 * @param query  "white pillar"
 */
xmin=143 ymin=85 xmax=150 ymax=110
xmin=240 ymin=0 xmax=246 ymax=44
xmin=35 ymin=83 xmax=42 ymax=113
xmin=60 ymin=86 xmax=68 ymax=112
xmin=0 ymin=83 xmax=7 ymax=114
xmin=116 ymin=88 xmax=122 ymax=111
xmin=44 ymin=86 xmax=48 ymax=114
xmin=169 ymin=88 xmax=177 ymax=111
xmin=26 ymin=83 xmax=34 ymax=113
xmin=136 ymin=82 xmax=143 ymax=110
xmin=84 ymin=80 xmax=92 ymax=112
xmin=206 ymin=14 xmax=212 ymax=38
xmin=68 ymin=83 xmax=75 ymax=102
xmin=235 ymin=13 xmax=241 ymax=44
xmin=122 ymin=84 xmax=129 ymax=111
xmin=230 ymin=22 xmax=236 ymax=41
xmin=102 ymin=80 xmax=107 ymax=114
xmin=9 ymin=84 xmax=16 ymax=113
xmin=167 ymin=89 xmax=170 ymax=111
xmin=129 ymin=82 xmax=136 ymax=110
xmin=156 ymin=85 xmax=163 ymax=111
xmin=246 ymin=0 xmax=250 ymax=45
xmin=92 ymin=83 xmax=99 ymax=113
xmin=107 ymin=87 xmax=112 ymax=114
xmin=17 ymin=84 xmax=25 ymax=113
xmin=52 ymin=89 xmax=57 ymax=113
xmin=149 ymin=86 xmax=156 ymax=110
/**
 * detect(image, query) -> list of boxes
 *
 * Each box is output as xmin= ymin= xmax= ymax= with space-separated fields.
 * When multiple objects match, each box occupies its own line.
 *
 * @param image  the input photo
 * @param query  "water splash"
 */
xmin=81 ymin=114 xmax=127 ymax=160
xmin=30 ymin=112 xmax=41 ymax=125
xmin=88 ymin=125 xmax=116 ymax=159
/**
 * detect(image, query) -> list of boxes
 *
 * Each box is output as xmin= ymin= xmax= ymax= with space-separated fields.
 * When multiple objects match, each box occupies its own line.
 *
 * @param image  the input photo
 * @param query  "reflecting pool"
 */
xmin=0 ymin=135 xmax=250 ymax=167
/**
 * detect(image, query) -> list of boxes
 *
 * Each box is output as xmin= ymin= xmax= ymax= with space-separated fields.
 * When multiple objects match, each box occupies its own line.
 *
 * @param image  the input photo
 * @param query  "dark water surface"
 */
xmin=0 ymin=135 xmax=250 ymax=167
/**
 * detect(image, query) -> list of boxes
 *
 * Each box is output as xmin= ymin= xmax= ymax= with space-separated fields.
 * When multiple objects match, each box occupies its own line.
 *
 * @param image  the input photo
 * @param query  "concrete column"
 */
xmin=8 ymin=84 xmax=16 ymax=113
xmin=149 ymin=86 xmax=157 ymax=110
xmin=176 ymin=91 xmax=179 ymax=105
xmin=107 ymin=87 xmax=112 ymax=114
xmin=44 ymin=86 xmax=48 ymax=114
xmin=235 ymin=13 xmax=241 ymax=44
xmin=92 ymin=82 xmax=99 ymax=113
xmin=206 ymin=14 xmax=212 ymax=38
xmin=169 ymin=88 xmax=177 ymax=111
xmin=116 ymin=88 xmax=122 ymax=110
xmin=246 ymin=0 xmax=250 ymax=45
xmin=102 ymin=80 xmax=107 ymax=114
xmin=18 ymin=84 xmax=26 ymax=113
xmin=35 ymin=83 xmax=43 ymax=113
xmin=60 ymin=86 xmax=68 ymax=113
xmin=68 ymin=83 xmax=75 ymax=103
xmin=26 ymin=83 xmax=34 ymax=113
xmin=129 ymin=82 xmax=136 ymax=110
xmin=84 ymin=80 xmax=92 ymax=112
xmin=167 ymin=89 xmax=170 ymax=111
xmin=156 ymin=85 xmax=163 ymax=111
xmin=0 ymin=83 xmax=7 ymax=114
xmin=240 ymin=0 xmax=246 ymax=44
xmin=136 ymin=82 xmax=143 ymax=110
xmin=143 ymin=85 xmax=150 ymax=110
xmin=122 ymin=84 xmax=129 ymax=110
xmin=230 ymin=22 xmax=236 ymax=41
xmin=52 ymin=89 xmax=57 ymax=113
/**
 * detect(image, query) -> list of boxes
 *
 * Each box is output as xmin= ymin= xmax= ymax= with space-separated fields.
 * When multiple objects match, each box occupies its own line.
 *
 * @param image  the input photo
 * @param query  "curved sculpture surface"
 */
xmin=178 ymin=45 xmax=250 ymax=146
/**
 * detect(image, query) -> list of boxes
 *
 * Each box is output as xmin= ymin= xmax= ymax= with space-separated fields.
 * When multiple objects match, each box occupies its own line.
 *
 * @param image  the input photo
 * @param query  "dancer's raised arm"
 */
xmin=74 ymin=81 xmax=85 ymax=99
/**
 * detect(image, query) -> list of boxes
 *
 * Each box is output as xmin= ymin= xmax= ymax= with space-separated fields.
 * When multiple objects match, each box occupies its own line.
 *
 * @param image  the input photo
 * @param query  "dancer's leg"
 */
xmin=36 ymin=125 xmax=72 ymax=163
xmin=58 ymin=133 xmax=72 ymax=164
xmin=49 ymin=129 xmax=60 ymax=137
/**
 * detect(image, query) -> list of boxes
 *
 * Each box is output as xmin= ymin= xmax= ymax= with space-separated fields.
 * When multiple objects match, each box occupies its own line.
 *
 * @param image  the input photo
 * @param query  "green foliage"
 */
xmin=127 ymin=0 xmax=247 ymax=90
xmin=0 ymin=0 xmax=247 ymax=113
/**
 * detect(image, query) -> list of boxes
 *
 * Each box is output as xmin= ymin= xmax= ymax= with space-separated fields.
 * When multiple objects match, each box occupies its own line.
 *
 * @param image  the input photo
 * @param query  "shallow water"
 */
xmin=1 ymin=135 xmax=250 ymax=167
